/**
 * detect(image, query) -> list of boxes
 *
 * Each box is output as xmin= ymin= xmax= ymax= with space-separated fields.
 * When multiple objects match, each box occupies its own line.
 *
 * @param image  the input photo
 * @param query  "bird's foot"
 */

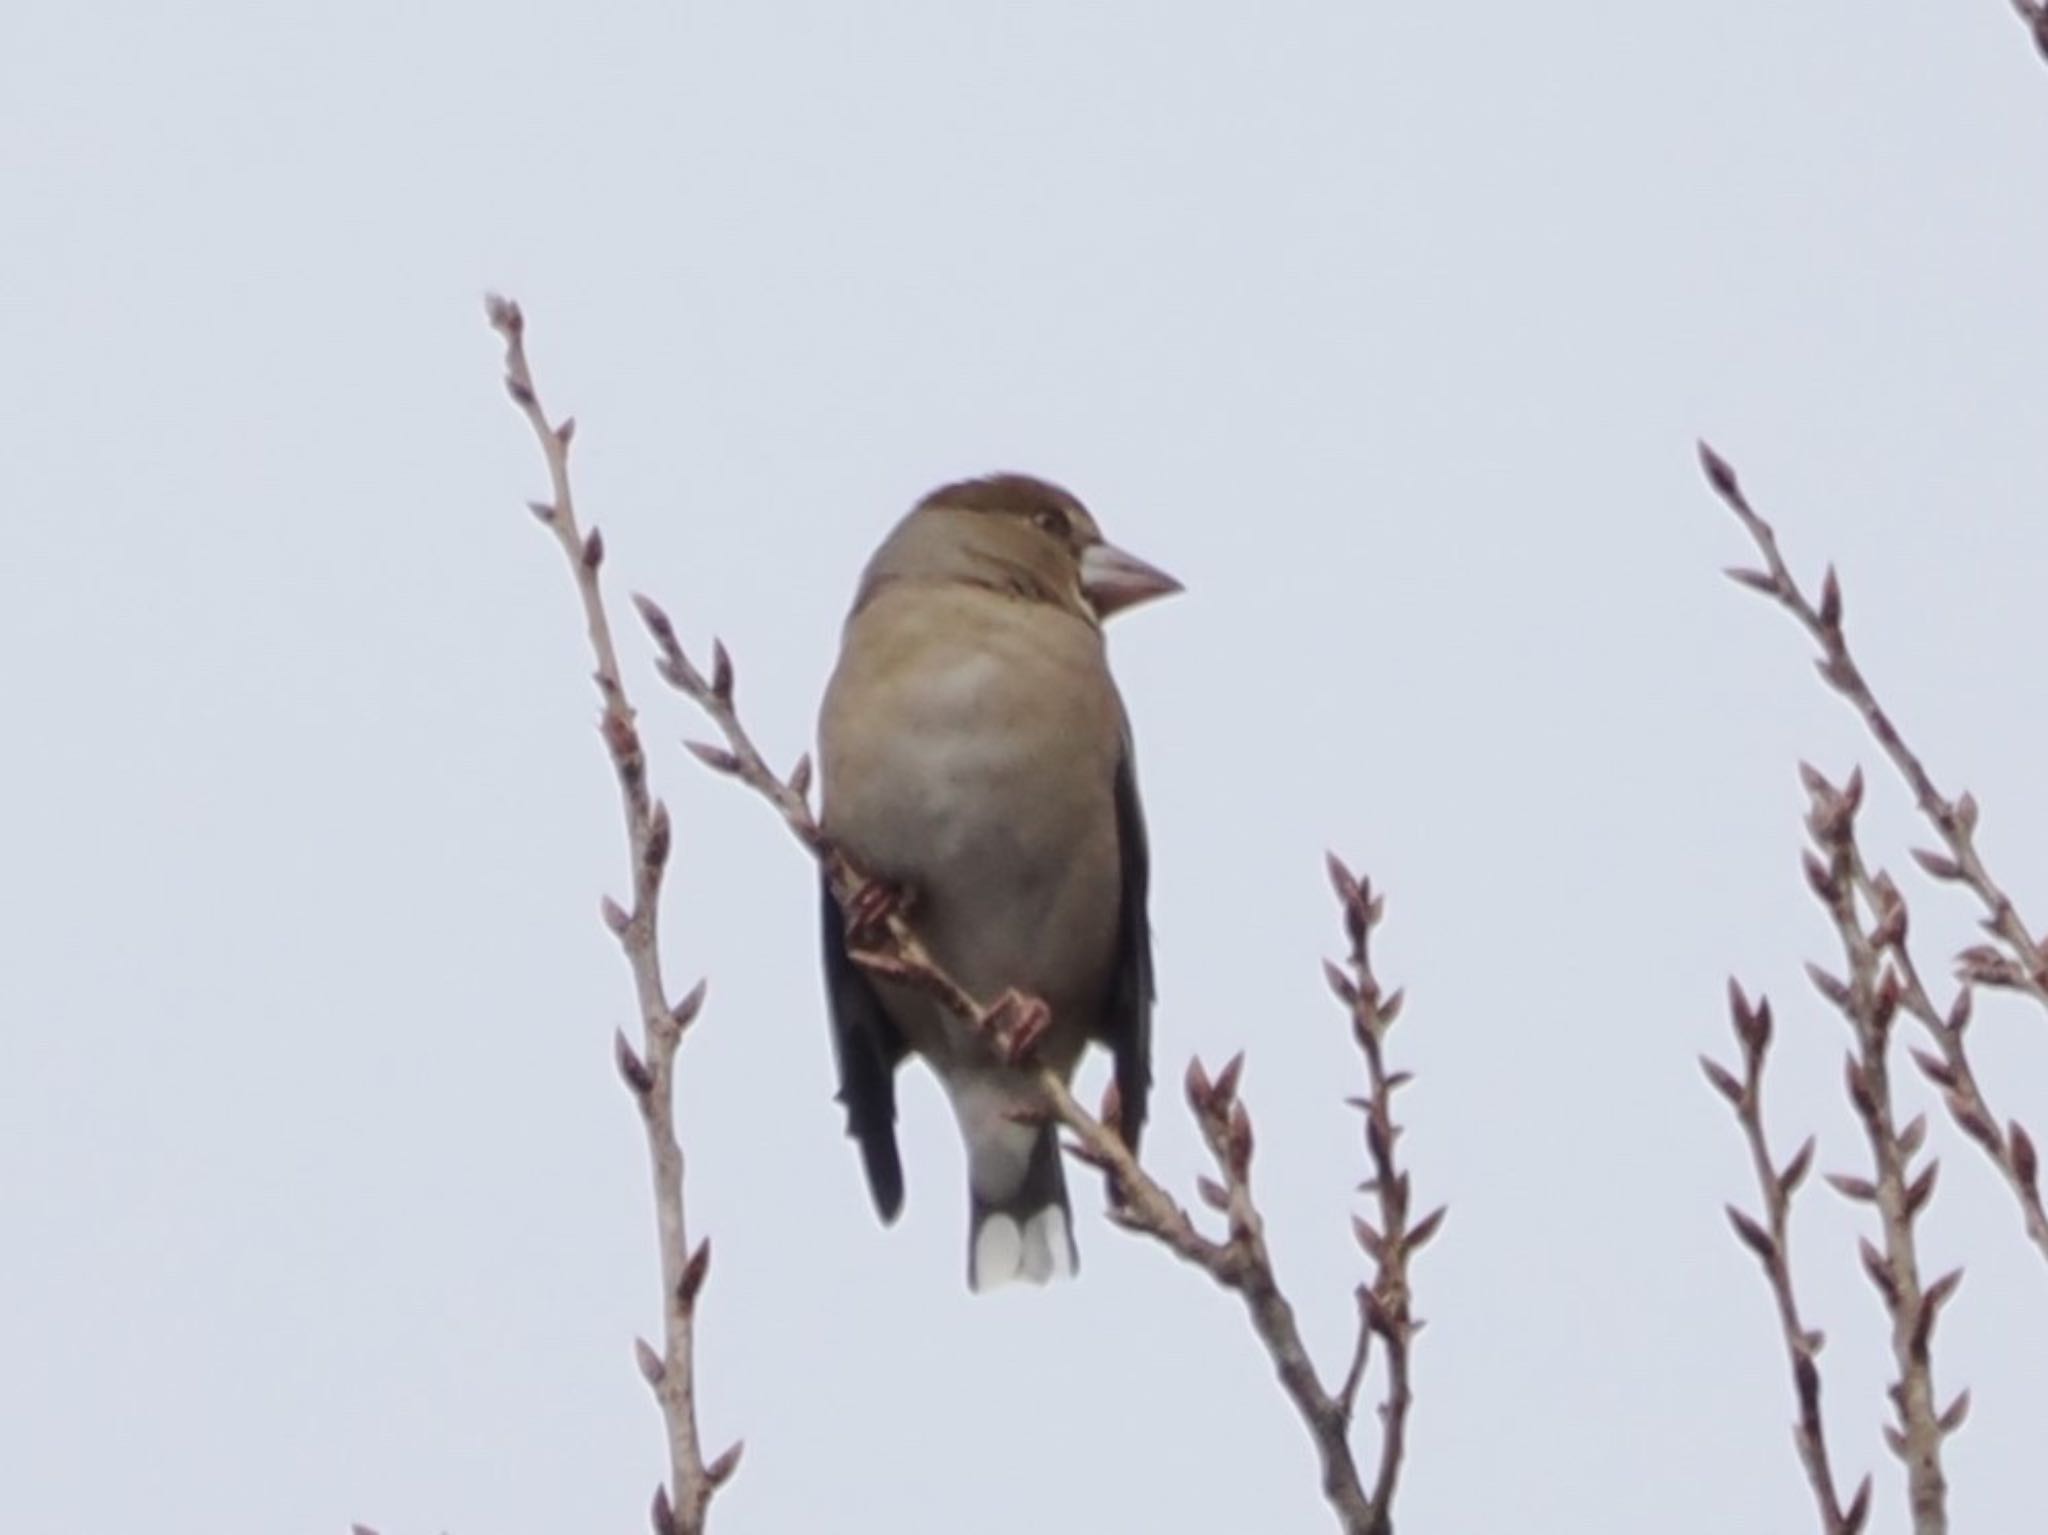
xmin=844 ymin=876 xmax=914 ymax=946
xmin=980 ymin=988 xmax=1053 ymax=1065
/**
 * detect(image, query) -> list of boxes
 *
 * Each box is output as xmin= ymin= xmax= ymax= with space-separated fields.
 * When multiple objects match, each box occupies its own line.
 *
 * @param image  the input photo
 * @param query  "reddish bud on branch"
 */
xmin=705 ymin=1442 xmax=745 ymax=1488
xmin=636 ymin=1337 xmax=666 ymax=1386
xmin=1698 ymin=440 xmax=1743 ymax=502
xmin=679 ymin=1239 xmax=712 ymax=1306
xmin=615 ymin=1030 xmax=654 ymax=1096
xmin=1725 ymin=1205 xmax=1776 ymax=1265
xmin=684 ymin=740 xmax=742 ymax=775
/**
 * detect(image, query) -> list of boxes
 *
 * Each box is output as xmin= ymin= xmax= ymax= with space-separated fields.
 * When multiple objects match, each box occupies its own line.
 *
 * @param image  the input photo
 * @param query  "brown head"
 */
xmin=856 ymin=473 xmax=1182 ymax=625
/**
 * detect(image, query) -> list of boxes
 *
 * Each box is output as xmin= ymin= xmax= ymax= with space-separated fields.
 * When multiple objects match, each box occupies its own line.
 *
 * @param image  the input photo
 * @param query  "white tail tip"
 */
xmin=970 ymin=1207 xmax=1076 ymax=1291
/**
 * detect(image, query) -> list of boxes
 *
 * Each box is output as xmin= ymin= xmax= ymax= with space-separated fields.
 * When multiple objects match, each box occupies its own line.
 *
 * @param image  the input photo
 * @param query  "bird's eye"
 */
xmin=1032 ymin=507 xmax=1070 ymax=537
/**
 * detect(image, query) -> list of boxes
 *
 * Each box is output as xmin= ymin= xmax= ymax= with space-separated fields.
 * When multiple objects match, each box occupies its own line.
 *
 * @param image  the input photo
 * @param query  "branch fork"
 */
xmin=486 ymin=296 xmax=1443 ymax=1535
xmin=641 ymin=510 xmax=1441 ymax=1535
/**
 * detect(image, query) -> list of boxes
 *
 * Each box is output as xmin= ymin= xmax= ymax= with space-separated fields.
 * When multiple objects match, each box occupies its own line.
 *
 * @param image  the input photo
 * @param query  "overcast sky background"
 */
xmin=6 ymin=4 xmax=2048 ymax=1532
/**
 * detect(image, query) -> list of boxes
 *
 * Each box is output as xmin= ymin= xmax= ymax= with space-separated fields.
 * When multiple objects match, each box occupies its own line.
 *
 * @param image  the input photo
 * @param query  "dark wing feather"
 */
xmin=1104 ymin=742 xmax=1156 ymax=1153
xmin=820 ymin=877 xmax=908 ymax=1221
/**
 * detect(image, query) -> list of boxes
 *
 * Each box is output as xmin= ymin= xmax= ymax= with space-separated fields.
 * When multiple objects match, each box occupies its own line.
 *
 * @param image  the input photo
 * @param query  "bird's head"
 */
xmin=863 ymin=473 xmax=1182 ymax=626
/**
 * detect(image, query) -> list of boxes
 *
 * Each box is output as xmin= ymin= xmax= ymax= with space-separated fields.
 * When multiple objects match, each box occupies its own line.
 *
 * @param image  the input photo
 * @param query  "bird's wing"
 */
xmin=1103 ymin=737 xmax=1156 ymax=1153
xmin=819 ymin=876 xmax=908 ymax=1220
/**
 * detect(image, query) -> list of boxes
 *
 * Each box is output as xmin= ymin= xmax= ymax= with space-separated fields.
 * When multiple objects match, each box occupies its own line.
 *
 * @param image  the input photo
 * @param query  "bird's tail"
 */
xmin=967 ymin=1124 xmax=1077 ymax=1291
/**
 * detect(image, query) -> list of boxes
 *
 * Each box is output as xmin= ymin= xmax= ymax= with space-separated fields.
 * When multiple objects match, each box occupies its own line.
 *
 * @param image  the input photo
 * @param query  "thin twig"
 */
xmin=636 ymin=599 xmax=1437 ymax=1534
xmin=486 ymin=295 xmax=739 ymax=1535
xmin=1322 ymin=855 xmax=1442 ymax=1525
xmin=1705 ymin=983 xmax=1872 ymax=1535
xmin=1700 ymin=446 xmax=2048 ymax=1267
xmin=1851 ymin=857 xmax=2048 ymax=1268
xmin=1699 ymin=443 xmax=2048 ymax=1014
xmin=1798 ymin=768 xmax=1961 ymax=1535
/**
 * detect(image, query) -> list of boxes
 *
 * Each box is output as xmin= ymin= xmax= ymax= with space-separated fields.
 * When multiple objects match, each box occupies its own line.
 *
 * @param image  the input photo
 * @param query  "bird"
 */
xmin=816 ymin=472 xmax=1180 ymax=1290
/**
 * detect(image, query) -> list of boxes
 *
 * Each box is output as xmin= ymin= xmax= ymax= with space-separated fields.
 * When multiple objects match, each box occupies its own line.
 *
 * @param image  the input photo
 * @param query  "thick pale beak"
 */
xmin=1079 ymin=539 xmax=1183 ymax=617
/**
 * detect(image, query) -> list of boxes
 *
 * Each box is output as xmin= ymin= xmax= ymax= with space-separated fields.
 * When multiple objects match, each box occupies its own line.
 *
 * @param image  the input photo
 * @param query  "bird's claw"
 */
xmin=981 ymin=988 xmax=1053 ymax=1065
xmin=845 ymin=877 xmax=914 ymax=946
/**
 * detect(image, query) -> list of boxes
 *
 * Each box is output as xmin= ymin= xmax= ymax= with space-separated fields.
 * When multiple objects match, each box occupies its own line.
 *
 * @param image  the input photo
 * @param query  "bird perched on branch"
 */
xmin=817 ymin=473 xmax=1180 ymax=1290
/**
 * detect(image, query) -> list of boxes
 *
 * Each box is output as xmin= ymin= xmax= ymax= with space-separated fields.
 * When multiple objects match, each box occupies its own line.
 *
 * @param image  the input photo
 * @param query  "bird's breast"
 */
xmin=818 ymin=588 xmax=1123 ymax=1015
xmin=826 ymin=638 xmax=1107 ymax=876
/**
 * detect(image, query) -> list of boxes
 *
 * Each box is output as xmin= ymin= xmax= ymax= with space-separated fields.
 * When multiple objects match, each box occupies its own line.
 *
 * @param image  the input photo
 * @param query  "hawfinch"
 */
xmin=817 ymin=473 xmax=1179 ymax=1289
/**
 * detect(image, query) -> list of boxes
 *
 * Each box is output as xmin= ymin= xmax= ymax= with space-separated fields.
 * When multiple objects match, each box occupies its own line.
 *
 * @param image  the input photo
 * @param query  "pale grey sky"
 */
xmin=5 ymin=4 xmax=2046 ymax=1533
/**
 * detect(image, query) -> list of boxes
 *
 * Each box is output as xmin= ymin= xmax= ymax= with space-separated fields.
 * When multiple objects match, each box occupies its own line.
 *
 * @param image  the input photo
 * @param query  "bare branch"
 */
xmin=1698 ymin=444 xmax=2048 ymax=1015
xmin=1702 ymin=449 xmax=2048 ymax=1273
xmin=486 ymin=295 xmax=730 ymax=1533
xmin=648 ymin=604 xmax=1436 ymax=1533
xmin=1708 ymin=979 xmax=1868 ymax=1534
xmin=1851 ymin=857 xmax=2048 ymax=1268
xmin=1796 ymin=768 xmax=1956 ymax=1533
xmin=1327 ymin=853 xmax=1435 ymax=1526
